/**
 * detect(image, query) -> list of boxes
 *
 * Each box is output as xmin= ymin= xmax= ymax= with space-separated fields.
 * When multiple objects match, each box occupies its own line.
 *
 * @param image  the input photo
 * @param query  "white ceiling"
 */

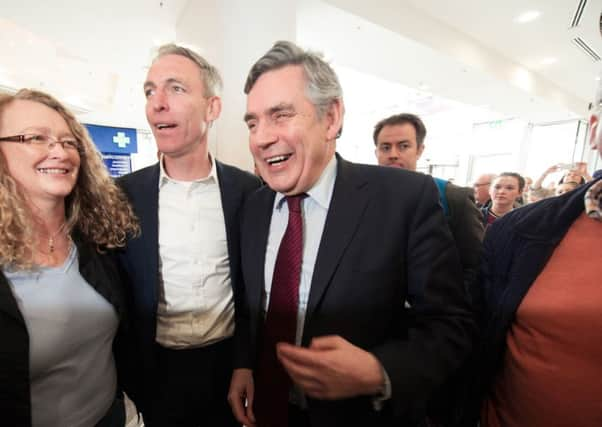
xmin=323 ymin=0 xmax=602 ymax=121
xmin=407 ymin=0 xmax=602 ymax=105
xmin=0 ymin=0 xmax=600 ymax=131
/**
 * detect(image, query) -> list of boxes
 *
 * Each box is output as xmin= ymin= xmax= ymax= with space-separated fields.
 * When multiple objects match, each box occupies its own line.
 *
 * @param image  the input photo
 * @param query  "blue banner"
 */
xmin=85 ymin=124 xmax=138 ymax=154
xmin=102 ymin=153 xmax=132 ymax=177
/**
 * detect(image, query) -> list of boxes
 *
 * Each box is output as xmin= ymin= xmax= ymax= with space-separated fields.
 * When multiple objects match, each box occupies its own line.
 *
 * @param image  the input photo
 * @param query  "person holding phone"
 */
xmin=528 ymin=162 xmax=592 ymax=202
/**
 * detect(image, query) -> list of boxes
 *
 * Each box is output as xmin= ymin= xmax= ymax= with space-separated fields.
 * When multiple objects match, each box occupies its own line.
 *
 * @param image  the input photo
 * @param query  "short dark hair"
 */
xmin=373 ymin=113 xmax=427 ymax=147
xmin=498 ymin=172 xmax=526 ymax=191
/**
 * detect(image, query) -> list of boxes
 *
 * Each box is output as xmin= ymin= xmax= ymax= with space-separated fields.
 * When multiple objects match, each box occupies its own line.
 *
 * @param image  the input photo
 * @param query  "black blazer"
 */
xmin=442 ymin=183 xmax=483 ymax=295
xmin=0 ymin=232 xmax=126 ymax=427
xmin=236 ymin=156 xmax=475 ymax=426
xmin=116 ymin=160 xmax=260 ymax=411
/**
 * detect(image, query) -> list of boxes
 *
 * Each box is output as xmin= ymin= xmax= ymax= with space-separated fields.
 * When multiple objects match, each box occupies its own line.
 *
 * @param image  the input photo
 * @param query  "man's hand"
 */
xmin=276 ymin=335 xmax=384 ymax=400
xmin=228 ymin=368 xmax=256 ymax=426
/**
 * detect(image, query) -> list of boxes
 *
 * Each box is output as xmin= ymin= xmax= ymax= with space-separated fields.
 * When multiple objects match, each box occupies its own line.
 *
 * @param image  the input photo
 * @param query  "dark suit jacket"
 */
xmin=443 ymin=183 xmax=483 ymax=293
xmin=236 ymin=156 xmax=475 ymax=426
xmin=116 ymin=160 xmax=260 ymax=412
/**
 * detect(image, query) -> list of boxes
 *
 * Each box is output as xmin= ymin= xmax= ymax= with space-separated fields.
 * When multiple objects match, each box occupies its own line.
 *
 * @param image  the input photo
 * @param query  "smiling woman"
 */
xmin=0 ymin=89 xmax=139 ymax=427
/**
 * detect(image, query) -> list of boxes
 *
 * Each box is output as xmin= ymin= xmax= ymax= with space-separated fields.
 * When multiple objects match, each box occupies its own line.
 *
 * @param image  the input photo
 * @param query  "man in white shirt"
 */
xmin=117 ymin=44 xmax=260 ymax=427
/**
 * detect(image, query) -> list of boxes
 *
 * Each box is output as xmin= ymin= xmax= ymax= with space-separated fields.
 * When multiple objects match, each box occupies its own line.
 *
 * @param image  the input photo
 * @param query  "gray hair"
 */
xmin=155 ymin=43 xmax=223 ymax=97
xmin=244 ymin=41 xmax=343 ymax=118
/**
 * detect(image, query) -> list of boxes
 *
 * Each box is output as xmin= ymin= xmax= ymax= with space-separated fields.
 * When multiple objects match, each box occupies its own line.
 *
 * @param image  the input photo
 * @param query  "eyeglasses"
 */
xmin=0 ymin=133 xmax=83 ymax=154
xmin=473 ymin=182 xmax=491 ymax=188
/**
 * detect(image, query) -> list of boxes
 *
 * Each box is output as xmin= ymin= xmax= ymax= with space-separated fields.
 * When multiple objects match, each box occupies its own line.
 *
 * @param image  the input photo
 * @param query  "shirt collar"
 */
xmin=159 ymin=153 xmax=219 ymax=188
xmin=274 ymin=155 xmax=337 ymax=210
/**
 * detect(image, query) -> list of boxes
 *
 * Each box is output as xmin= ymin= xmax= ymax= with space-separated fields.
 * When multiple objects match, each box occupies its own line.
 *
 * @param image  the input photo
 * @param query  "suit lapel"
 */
xmin=136 ymin=166 xmax=160 ymax=309
xmin=305 ymin=158 xmax=370 ymax=323
xmin=247 ymin=188 xmax=275 ymax=317
xmin=216 ymin=161 xmax=239 ymax=262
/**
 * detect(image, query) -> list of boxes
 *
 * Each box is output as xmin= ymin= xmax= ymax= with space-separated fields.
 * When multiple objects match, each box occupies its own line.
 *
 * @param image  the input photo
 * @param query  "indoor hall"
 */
xmin=1 ymin=1 xmax=601 ymax=426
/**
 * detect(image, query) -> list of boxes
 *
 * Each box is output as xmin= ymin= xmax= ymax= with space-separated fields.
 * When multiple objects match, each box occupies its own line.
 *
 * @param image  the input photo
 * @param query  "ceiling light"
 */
xmin=514 ymin=11 xmax=541 ymax=23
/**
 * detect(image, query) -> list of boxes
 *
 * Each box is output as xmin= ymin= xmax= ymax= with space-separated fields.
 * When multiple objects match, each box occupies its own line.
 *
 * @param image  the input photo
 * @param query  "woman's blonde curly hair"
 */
xmin=0 ymin=89 xmax=140 ymax=269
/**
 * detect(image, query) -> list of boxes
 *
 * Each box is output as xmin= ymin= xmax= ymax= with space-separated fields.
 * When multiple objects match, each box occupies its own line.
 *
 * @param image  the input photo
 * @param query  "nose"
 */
xmin=47 ymin=142 xmax=70 ymax=158
xmin=388 ymin=146 xmax=400 ymax=159
xmin=150 ymin=90 xmax=169 ymax=112
xmin=252 ymin=121 xmax=278 ymax=149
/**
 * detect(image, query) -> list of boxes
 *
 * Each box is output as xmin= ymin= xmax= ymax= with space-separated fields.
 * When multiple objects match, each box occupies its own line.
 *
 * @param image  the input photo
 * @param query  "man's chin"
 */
xmin=387 ymin=163 xmax=405 ymax=169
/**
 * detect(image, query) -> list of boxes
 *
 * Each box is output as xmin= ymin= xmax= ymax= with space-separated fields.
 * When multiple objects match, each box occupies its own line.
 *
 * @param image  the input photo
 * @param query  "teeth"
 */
xmin=157 ymin=124 xmax=174 ymax=129
xmin=267 ymin=154 xmax=291 ymax=165
xmin=38 ymin=168 xmax=68 ymax=174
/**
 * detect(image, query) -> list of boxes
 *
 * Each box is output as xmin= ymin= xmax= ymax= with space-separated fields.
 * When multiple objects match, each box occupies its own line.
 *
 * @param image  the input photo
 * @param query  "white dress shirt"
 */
xmin=156 ymin=155 xmax=234 ymax=348
xmin=263 ymin=156 xmax=337 ymax=344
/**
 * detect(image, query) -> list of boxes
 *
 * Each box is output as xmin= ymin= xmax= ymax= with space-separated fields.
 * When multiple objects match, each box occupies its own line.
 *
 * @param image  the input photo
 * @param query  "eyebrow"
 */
xmin=143 ymin=77 xmax=186 ymax=91
xmin=20 ymin=126 xmax=74 ymax=138
xmin=379 ymin=138 xmax=411 ymax=144
xmin=243 ymin=102 xmax=294 ymax=123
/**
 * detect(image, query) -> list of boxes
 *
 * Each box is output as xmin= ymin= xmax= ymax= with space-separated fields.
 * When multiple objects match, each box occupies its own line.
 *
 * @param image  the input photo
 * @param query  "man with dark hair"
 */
xmin=373 ymin=113 xmax=483 ymax=299
xmin=373 ymin=113 xmax=427 ymax=170
xmin=228 ymin=41 xmax=474 ymax=427
xmin=117 ymin=44 xmax=260 ymax=426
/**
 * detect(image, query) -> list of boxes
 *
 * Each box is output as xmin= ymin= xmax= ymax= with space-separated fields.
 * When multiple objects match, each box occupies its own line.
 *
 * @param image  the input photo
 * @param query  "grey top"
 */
xmin=4 ymin=245 xmax=118 ymax=427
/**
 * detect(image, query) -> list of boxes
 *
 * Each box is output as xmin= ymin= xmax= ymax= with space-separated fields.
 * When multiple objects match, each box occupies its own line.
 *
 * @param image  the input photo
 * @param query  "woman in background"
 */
xmin=0 ymin=89 xmax=139 ymax=427
xmin=480 ymin=172 xmax=524 ymax=227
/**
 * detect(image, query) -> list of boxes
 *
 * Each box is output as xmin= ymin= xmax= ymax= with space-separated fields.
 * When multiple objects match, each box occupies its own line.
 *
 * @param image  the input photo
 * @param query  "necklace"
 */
xmin=47 ymin=223 xmax=67 ymax=253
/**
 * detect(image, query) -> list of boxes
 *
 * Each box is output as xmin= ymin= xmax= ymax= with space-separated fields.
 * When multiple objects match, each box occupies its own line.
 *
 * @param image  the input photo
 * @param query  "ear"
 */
xmin=417 ymin=143 xmax=425 ymax=159
xmin=206 ymin=96 xmax=222 ymax=122
xmin=589 ymin=113 xmax=598 ymax=150
xmin=324 ymin=99 xmax=344 ymax=141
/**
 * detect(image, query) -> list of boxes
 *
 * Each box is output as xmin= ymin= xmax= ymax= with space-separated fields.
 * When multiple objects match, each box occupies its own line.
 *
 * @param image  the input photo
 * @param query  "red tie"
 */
xmin=255 ymin=194 xmax=305 ymax=427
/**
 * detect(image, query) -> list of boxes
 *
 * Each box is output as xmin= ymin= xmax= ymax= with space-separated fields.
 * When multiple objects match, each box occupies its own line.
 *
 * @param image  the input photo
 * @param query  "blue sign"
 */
xmin=85 ymin=124 xmax=138 ymax=154
xmin=103 ymin=153 xmax=132 ymax=178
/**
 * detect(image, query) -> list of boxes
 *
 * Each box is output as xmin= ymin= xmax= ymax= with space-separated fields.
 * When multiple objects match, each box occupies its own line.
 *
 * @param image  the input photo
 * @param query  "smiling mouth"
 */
xmin=266 ymin=154 xmax=292 ymax=166
xmin=37 ymin=168 xmax=70 ymax=175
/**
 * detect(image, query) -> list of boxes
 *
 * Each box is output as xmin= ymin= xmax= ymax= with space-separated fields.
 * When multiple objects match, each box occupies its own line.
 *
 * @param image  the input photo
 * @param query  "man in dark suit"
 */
xmin=373 ymin=113 xmax=483 ymax=424
xmin=228 ymin=41 xmax=475 ymax=427
xmin=372 ymin=113 xmax=483 ymax=298
xmin=117 ymin=44 xmax=260 ymax=427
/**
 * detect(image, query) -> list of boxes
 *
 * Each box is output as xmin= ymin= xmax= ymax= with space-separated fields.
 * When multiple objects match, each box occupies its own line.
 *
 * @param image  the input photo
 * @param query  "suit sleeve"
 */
xmin=371 ymin=177 xmax=476 ymax=420
xmin=232 ymin=201 xmax=253 ymax=370
xmin=232 ymin=178 xmax=262 ymax=370
xmin=446 ymin=185 xmax=484 ymax=300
